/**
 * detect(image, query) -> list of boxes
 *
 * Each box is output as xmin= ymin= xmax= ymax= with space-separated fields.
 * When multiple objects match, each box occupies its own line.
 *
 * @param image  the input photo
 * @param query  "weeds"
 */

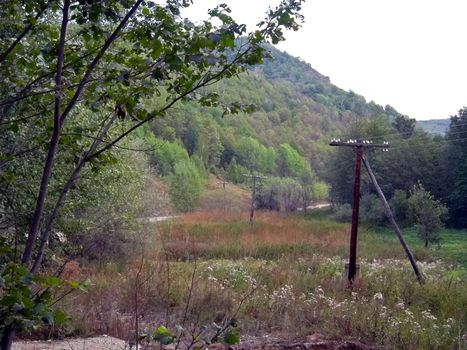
xmin=58 ymin=211 xmax=466 ymax=350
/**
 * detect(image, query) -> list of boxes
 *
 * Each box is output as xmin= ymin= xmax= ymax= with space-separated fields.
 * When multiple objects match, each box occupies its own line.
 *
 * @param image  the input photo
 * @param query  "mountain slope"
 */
xmin=147 ymin=46 xmax=405 ymax=176
xmin=417 ymin=119 xmax=450 ymax=134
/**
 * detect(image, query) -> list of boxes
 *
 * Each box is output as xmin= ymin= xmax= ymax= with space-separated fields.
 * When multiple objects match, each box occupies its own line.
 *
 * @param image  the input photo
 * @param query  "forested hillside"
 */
xmin=133 ymin=47 xmax=415 ymax=212
xmin=133 ymin=46 xmax=467 ymax=229
xmin=145 ymin=46 xmax=406 ymax=174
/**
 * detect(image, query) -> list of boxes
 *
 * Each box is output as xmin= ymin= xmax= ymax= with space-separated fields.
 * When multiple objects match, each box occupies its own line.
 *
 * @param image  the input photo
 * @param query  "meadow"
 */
xmin=59 ymin=209 xmax=467 ymax=350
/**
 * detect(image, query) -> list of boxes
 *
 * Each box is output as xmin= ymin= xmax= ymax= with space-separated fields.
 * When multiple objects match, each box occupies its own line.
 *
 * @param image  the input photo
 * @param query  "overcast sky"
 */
xmin=183 ymin=0 xmax=466 ymax=120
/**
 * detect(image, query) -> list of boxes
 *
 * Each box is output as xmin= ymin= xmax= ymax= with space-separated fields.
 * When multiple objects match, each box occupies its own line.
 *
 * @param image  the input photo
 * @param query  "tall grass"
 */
xmin=59 ymin=210 xmax=466 ymax=349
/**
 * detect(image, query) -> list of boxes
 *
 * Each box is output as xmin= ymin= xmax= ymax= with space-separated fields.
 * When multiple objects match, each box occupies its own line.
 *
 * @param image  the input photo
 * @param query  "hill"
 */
xmin=417 ymin=118 xmax=450 ymax=134
xmin=144 ymin=46 xmax=405 ymax=177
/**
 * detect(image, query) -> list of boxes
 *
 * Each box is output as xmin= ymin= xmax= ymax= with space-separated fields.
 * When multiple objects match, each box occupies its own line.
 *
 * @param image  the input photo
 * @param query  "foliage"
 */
xmin=0 ymin=239 xmax=89 ymax=341
xmin=154 ymin=140 xmax=191 ymax=176
xmin=311 ymin=181 xmax=329 ymax=201
xmin=331 ymin=203 xmax=352 ymax=222
xmin=169 ymin=159 xmax=203 ymax=213
xmin=440 ymin=107 xmax=467 ymax=227
xmin=276 ymin=143 xmax=308 ymax=178
xmin=360 ymin=193 xmax=386 ymax=226
xmin=390 ymin=189 xmax=409 ymax=223
xmin=225 ymin=158 xmax=247 ymax=184
xmin=392 ymin=115 xmax=416 ymax=139
xmin=257 ymin=176 xmax=308 ymax=212
xmin=408 ymin=183 xmax=448 ymax=248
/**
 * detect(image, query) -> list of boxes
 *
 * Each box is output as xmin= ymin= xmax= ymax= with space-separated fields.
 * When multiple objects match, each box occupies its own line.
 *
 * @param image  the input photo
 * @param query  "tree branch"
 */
xmin=0 ymin=1 xmax=50 ymax=65
xmin=88 ymin=47 xmax=251 ymax=161
xmin=59 ymin=0 xmax=144 ymax=125
xmin=31 ymin=112 xmax=118 ymax=273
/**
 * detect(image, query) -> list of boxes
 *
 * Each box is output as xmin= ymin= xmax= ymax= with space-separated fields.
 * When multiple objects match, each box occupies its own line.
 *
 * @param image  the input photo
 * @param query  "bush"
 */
xmin=311 ymin=181 xmax=329 ymax=201
xmin=169 ymin=160 xmax=203 ymax=213
xmin=360 ymin=193 xmax=386 ymax=226
xmin=390 ymin=189 xmax=409 ymax=223
xmin=408 ymin=183 xmax=448 ymax=248
xmin=257 ymin=177 xmax=303 ymax=212
xmin=225 ymin=158 xmax=248 ymax=184
xmin=332 ymin=203 xmax=352 ymax=222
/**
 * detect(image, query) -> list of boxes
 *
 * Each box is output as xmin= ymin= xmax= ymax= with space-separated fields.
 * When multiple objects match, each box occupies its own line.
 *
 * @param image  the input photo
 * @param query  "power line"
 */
xmin=337 ymin=121 xmax=467 ymax=142
xmin=385 ymin=136 xmax=467 ymax=151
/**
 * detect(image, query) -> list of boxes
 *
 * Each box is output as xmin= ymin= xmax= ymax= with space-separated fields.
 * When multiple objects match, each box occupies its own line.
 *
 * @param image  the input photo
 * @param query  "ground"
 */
xmin=13 ymin=334 xmax=377 ymax=350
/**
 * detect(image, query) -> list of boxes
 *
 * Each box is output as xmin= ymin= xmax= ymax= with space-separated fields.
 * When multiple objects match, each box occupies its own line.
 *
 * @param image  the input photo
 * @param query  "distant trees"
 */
xmin=440 ymin=107 xmax=467 ymax=227
xmin=277 ymin=143 xmax=307 ymax=177
xmin=392 ymin=115 xmax=416 ymax=139
xmin=257 ymin=177 xmax=303 ymax=212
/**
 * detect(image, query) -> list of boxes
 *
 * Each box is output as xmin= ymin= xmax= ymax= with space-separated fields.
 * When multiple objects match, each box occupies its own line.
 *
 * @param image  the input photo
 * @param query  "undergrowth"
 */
xmin=57 ymin=210 xmax=466 ymax=350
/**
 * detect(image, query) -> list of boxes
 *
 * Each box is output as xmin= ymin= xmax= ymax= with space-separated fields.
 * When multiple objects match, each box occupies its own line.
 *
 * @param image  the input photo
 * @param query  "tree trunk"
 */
xmin=0 ymin=326 xmax=13 ymax=350
xmin=21 ymin=0 xmax=70 ymax=266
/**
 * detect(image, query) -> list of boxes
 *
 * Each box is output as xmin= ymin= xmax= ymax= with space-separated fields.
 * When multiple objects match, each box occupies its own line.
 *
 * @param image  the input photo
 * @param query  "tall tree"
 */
xmin=392 ymin=115 xmax=416 ymax=139
xmin=408 ymin=183 xmax=447 ymax=248
xmin=441 ymin=107 xmax=467 ymax=227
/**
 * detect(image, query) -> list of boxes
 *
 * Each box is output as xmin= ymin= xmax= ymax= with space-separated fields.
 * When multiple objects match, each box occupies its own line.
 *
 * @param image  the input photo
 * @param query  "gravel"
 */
xmin=12 ymin=336 xmax=127 ymax=350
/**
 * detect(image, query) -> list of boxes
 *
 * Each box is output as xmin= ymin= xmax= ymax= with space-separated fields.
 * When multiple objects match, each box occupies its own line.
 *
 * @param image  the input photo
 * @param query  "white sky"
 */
xmin=183 ymin=0 xmax=467 ymax=120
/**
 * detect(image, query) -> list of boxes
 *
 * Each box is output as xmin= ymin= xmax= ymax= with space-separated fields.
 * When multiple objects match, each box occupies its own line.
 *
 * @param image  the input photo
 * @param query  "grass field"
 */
xmin=61 ymin=209 xmax=467 ymax=350
xmin=305 ymin=209 xmax=467 ymax=269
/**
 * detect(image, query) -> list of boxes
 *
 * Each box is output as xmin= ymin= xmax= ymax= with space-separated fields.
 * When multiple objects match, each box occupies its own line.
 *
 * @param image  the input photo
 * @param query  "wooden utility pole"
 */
xmin=244 ymin=174 xmax=266 ymax=226
xmin=330 ymin=139 xmax=390 ymax=283
xmin=217 ymin=180 xmax=227 ymax=212
xmin=362 ymin=155 xmax=423 ymax=282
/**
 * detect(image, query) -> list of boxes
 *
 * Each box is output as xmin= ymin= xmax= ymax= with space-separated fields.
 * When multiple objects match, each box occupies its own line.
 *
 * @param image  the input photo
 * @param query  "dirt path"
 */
xmin=13 ymin=334 xmax=375 ymax=350
xmin=12 ymin=336 xmax=126 ymax=350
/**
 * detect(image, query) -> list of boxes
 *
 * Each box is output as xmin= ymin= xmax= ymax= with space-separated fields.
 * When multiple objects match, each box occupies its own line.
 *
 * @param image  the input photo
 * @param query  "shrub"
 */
xmin=390 ymin=189 xmax=409 ymax=223
xmin=169 ymin=160 xmax=203 ymax=213
xmin=225 ymin=158 xmax=248 ymax=184
xmin=408 ymin=183 xmax=448 ymax=248
xmin=332 ymin=203 xmax=352 ymax=222
xmin=360 ymin=193 xmax=386 ymax=226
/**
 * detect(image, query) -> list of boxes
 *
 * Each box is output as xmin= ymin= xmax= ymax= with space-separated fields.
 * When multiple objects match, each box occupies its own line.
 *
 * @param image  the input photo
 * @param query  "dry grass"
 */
xmin=158 ymin=211 xmax=349 ymax=261
xmin=197 ymin=175 xmax=250 ymax=213
xmin=55 ymin=211 xmax=466 ymax=350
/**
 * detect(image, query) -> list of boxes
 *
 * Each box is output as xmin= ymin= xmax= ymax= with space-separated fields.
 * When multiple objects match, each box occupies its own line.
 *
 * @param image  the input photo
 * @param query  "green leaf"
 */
xmin=41 ymin=312 xmax=54 ymax=325
xmin=20 ymin=273 xmax=34 ymax=286
xmin=53 ymin=309 xmax=68 ymax=325
xmin=153 ymin=325 xmax=175 ymax=345
xmin=223 ymin=328 xmax=239 ymax=345
xmin=150 ymin=38 xmax=163 ymax=59
xmin=44 ymin=275 xmax=62 ymax=287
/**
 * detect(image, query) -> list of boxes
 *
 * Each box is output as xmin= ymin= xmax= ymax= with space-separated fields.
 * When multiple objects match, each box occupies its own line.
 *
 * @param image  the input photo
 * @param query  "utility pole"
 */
xmin=244 ymin=174 xmax=266 ymax=226
xmin=217 ymin=180 xmax=227 ymax=212
xmin=330 ymin=139 xmax=390 ymax=284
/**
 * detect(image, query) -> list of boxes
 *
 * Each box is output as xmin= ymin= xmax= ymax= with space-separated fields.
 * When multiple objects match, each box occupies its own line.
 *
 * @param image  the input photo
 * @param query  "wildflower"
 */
xmin=208 ymin=275 xmax=218 ymax=283
xmin=315 ymin=286 xmax=324 ymax=296
xmin=421 ymin=309 xmax=437 ymax=321
xmin=373 ymin=292 xmax=384 ymax=304
xmin=395 ymin=301 xmax=405 ymax=309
